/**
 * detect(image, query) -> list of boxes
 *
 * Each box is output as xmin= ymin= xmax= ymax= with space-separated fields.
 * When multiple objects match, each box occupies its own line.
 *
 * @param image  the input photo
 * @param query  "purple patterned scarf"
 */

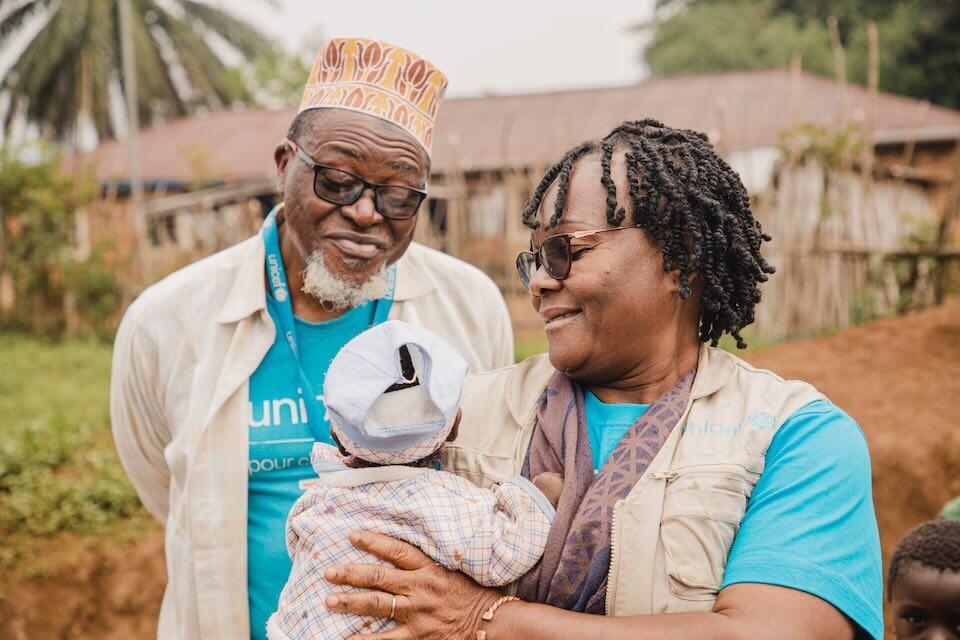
xmin=517 ymin=369 xmax=695 ymax=613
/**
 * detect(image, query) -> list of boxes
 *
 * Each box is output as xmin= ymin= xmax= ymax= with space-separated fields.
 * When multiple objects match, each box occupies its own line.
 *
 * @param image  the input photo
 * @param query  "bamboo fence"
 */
xmin=752 ymin=157 xmax=941 ymax=338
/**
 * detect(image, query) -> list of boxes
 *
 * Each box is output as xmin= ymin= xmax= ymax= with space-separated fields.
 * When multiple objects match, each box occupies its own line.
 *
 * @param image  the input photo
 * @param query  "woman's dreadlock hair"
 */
xmin=521 ymin=119 xmax=775 ymax=349
xmin=887 ymin=519 xmax=960 ymax=601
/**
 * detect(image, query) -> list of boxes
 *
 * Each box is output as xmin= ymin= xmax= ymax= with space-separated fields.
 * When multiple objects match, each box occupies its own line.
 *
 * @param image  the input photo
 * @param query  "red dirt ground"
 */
xmin=2 ymin=300 xmax=957 ymax=638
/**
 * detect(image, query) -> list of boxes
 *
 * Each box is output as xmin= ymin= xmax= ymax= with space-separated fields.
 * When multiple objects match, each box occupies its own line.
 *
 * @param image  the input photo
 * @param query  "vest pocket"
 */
xmin=659 ymin=466 xmax=754 ymax=600
xmin=442 ymin=445 xmax=518 ymax=489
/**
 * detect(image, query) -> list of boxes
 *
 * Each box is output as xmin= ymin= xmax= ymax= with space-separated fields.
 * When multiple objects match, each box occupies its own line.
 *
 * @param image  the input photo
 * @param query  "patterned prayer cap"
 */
xmin=325 ymin=320 xmax=468 ymax=465
xmin=298 ymin=37 xmax=449 ymax=157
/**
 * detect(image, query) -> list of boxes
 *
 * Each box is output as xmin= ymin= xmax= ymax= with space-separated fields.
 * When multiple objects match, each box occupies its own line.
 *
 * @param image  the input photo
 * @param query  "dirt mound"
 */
xmin=0 ymin=531 xmax=165 ymax=639
xmin=2 ymin=301 xmax=956 ymax=638
xmin=745 ymin=298 xmax=960 ymax=638
xmin=746 ymin=298 xmax=960 ymax=560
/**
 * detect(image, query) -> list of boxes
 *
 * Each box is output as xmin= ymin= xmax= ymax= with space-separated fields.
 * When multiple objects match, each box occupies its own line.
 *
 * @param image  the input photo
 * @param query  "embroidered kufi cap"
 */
xmin=298 ymin=37 xmax=449 ymax=157
xmin=325 ymin=320 xmax=468 ymax=465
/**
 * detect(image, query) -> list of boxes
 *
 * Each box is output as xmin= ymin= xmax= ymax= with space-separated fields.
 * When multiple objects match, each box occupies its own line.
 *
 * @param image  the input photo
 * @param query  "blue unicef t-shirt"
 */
xmin=246 ymin=295 xmax=391 ymax=640
xmin=585 ymin=396 xmax=883 ymax=640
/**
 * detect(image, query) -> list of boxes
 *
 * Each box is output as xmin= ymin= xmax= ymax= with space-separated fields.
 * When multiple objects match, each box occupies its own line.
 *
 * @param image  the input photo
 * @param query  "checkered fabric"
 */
xmin=330 ymin=416 xmax=452 ymax=466
xmin=267 ymin=444 xmax=552 ymax=640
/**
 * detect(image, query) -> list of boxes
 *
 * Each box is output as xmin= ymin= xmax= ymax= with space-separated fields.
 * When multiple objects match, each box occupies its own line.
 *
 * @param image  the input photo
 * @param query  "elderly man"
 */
xmin=110 ymin=38 xmax=513 ymax=639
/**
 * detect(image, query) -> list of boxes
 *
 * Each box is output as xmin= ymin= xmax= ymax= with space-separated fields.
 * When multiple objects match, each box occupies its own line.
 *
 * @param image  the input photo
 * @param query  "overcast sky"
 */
xmin=0 ymin=0 xmax=655 ymax=96
xmin=207 ymin=0 xmax=656 ymax=97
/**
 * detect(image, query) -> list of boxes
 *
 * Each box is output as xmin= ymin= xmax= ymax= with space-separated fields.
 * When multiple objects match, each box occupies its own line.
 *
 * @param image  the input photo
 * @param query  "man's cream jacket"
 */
xmin=110 ymin=236 xmax=513 ymax=639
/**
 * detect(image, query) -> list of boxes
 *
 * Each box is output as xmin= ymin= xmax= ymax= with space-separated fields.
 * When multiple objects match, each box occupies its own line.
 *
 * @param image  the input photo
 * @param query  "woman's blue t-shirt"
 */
xmin=585 ymin=394 xmax=883 ymax=640
xmin=583 ymin=390 xmax=649 ymax=472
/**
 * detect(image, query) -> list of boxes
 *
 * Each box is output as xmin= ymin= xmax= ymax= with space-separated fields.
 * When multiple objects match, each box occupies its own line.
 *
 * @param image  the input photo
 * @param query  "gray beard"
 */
xmin=300 ymin=249 xmax=388 ymax=311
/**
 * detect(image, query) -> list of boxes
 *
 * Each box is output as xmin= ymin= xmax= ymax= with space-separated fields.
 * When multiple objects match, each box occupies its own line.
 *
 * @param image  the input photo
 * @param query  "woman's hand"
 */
xmin=324 ymin=530 xmax=502 ymax=640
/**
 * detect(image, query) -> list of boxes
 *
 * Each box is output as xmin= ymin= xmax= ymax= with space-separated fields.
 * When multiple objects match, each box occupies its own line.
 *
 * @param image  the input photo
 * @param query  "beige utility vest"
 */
xmin=444 ymin=344 xmax=825 ymax=615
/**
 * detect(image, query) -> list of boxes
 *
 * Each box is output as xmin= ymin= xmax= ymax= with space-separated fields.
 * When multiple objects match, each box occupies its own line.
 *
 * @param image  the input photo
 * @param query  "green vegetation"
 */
xmin=0 ymin=334 xmax=150 ymax=570
xmin=0 ymin=148 xmax=123 ymax=340
xmin=641 ymin=0 xmax=960 ymax=109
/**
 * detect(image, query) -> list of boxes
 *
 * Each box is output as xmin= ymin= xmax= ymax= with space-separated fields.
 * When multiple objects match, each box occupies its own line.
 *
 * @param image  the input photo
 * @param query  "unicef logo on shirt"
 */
xmin=274 ymin=287 xmax=288 ymax=302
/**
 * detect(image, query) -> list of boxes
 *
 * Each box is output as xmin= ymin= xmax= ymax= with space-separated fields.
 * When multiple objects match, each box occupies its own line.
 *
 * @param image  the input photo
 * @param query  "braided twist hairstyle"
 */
xmin=521 ymin=119 xmax=774 ymax=348
xmin=887 ymin=518 xmax=960 ymax=600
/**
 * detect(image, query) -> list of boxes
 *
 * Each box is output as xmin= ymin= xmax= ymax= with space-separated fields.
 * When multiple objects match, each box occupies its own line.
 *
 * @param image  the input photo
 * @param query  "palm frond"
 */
xmin=3 ymin=0 xmax=278 ymax=143
xmin=177 ymin=0 xmax=272 ymax=59
xmin=152 ymin=5 xmax=249 ymax=107
xmin=4 ymin=1 xmax=88 ymax=137
xmin=126 ymin=2 xmax=187 ymax=124
xmin=87 ymin=0 xmax=116 ymax=137
xmin=0 ymin=0 xmax=58 ymax=46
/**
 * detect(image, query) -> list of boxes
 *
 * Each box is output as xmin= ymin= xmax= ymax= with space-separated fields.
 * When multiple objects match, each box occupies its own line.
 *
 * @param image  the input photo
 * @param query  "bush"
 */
xmin=0 ymin=148 xmax=124 ymax=341
xmin=0 ymin=334 xmax=148 ymax=568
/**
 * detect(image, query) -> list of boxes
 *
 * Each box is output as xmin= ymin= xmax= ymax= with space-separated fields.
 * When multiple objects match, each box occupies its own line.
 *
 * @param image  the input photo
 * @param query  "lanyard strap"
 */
xmin=260 ymin=205 xmax=395 ymax=442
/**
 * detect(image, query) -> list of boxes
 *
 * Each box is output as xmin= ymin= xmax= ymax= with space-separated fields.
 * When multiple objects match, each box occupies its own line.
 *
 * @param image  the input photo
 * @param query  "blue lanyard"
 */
xmin=259 ymin=205 xmax=395 ymax=442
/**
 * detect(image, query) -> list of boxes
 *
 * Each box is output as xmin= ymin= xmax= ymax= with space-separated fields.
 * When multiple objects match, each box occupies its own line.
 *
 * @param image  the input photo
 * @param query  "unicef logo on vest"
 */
xmin=274 ymin=287 xmax=288 ymax=302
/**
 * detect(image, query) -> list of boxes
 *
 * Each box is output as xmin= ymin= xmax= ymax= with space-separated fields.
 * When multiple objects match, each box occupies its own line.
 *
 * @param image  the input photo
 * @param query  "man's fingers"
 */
xmin=348 ymin=531 xmax=433 ymax=570
xmin=325 ymin=562 xmax=406 ymax=592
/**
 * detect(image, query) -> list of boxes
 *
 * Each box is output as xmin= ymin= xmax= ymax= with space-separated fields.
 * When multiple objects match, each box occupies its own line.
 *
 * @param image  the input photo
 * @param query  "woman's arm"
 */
xmin=323 ymin=532 xmax=854 ymax=640
xmin=484 ymin=583 xmax=853 ymax=640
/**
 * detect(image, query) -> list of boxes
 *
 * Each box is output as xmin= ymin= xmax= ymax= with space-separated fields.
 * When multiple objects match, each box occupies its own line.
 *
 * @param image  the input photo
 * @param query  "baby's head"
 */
xmin=324 ymin=321 xmax=468 ymax=468
xmin=887 ymin=518 xmax=960 ymax=639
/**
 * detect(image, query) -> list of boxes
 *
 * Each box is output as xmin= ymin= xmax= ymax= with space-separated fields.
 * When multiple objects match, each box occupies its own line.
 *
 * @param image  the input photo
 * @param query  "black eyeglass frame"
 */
xmin=515 ymin=225 xmax=641 ymax=291
xmin=284 ymin=137 xmax=428 ymax=220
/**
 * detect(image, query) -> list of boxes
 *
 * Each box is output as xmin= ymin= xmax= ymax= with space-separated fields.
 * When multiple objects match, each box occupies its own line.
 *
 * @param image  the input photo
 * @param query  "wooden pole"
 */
xmin=827 ymin=16 xmax=848 ymax=126
xmin=863 ymin=21 xmax=878 ymax=181
xmin=789 ymin=53 xmax=802 ymax=126
xmin=119 ymin=0 xmax=146 ymax=283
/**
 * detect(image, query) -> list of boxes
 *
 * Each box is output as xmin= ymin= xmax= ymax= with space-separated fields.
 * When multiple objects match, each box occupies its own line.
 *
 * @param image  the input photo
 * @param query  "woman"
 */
xmin=321 ymin=120 xmax=883 ymax=639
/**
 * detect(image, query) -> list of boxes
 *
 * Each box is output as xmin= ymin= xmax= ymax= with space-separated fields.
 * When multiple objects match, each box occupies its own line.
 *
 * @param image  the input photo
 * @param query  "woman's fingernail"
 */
xmin=326 ymin=595 xmax=340 ymax=608
xmin=325 ymin=566 xmax=338 ymax=580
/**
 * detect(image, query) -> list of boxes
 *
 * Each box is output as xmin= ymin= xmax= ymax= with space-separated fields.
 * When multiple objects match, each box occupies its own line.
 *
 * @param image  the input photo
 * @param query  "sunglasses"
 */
xmin=285 ymin=138 xmax=427 ymax=220
xmin=516 ymin=225 xmax=640 ymax=291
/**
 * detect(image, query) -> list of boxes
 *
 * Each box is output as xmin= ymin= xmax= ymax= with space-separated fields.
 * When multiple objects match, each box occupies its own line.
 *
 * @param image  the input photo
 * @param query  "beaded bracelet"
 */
xmin=475 ymin=595 xmax=520 ymax=640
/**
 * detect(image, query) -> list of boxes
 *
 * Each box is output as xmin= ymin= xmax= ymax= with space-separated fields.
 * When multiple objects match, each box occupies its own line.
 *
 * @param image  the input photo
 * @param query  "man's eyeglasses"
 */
xmin=516 ymin=225 xmax=640 ymax=291
xmin=285 ymin=138 xmax=427 ymax=220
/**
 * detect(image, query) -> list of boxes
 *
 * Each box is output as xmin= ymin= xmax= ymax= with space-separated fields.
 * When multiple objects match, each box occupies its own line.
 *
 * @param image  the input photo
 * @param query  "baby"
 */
xmin=267 ymin=320 xmax=558 ymax=640
xmin=887 ymin=518 xmax=960 ymax=640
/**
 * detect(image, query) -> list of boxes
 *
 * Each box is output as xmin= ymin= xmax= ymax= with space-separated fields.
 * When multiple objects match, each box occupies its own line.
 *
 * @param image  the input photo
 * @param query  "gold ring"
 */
xmin=389 ymin=594 xmax=397 ymax=620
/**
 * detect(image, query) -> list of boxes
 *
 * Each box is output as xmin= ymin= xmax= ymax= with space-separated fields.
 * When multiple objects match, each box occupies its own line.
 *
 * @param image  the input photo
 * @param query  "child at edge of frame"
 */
xmin=886 ymin=517 xmax=960 ymax=640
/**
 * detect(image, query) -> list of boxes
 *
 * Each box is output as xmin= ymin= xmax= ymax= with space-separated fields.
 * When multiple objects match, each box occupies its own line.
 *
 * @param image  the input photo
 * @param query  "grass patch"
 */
xmin=0 ymin=333 xmax=152 ymax=571
xmin=514 ymin=332 xmax=548 ymax=362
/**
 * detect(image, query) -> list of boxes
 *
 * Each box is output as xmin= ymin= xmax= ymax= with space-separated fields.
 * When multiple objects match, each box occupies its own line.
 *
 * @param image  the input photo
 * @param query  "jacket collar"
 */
xmin=215 ymin=235 xmax=435 ymax=324
xmin=392 ymin=242 xmax=436 ymax=301
xmin=505 ymin=343 xmax=736 ymax=426
xmin=689 ymin=343 xmax=737 ymax=400
xmin=505 ymin=354 xmax=557 ymax=428
xmin=216 ymin=235 xmax=267 ymax=324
